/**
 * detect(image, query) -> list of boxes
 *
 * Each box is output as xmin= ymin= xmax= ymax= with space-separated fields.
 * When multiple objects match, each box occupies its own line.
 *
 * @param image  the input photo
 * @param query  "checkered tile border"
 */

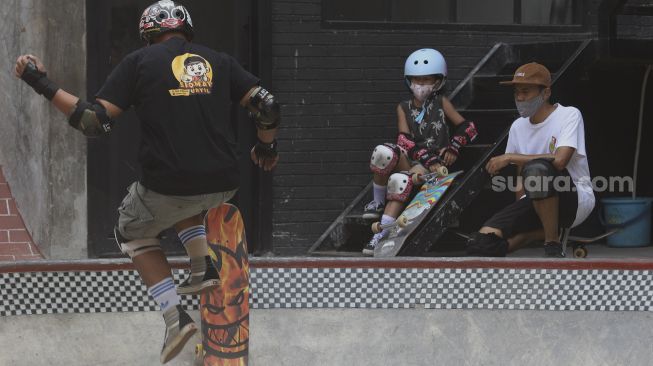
xmin=2 ymin=268 xmax=652 ymax=316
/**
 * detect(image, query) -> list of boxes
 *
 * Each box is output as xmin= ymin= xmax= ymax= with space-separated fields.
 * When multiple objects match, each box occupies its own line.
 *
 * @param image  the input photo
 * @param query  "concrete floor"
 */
xmin=3 ymin=308 xmax=653 ymax=366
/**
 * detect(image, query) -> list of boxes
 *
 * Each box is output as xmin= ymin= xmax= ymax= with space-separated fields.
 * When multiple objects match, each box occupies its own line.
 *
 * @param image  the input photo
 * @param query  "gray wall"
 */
xmin=0 ymin=0 xmax=87 ymax=259
xmin=617 ymin=0 xmax=653 ymax=39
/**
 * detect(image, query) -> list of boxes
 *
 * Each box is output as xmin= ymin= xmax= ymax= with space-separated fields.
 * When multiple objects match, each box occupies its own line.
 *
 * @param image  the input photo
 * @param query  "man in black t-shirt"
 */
xmin=15 ymin=1 xmax=279 ymax=363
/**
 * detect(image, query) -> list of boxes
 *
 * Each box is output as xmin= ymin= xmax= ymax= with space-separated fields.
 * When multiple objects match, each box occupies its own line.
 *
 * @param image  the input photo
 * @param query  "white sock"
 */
xmin=178 ymin=225 xmax=208 ymax=258
xmin=148 ymin=277 xmax=180 ymax=312
xmin=379 ymin=215 xmax=395 ymax=237
xmin=373 ymin=183 xmax=387 ymax=205
xmin=178 ymin=225 xmax=208 ymax=276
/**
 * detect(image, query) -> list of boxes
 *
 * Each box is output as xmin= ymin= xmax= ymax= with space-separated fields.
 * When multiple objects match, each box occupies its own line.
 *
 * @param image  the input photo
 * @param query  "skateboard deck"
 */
xmin=195 ymin=203 xmax=249 ymax=366
xmin=374 ymin=171 xmax=463 ymax=257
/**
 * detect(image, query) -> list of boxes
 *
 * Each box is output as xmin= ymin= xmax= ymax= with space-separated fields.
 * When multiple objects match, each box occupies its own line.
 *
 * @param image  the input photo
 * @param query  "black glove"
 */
xmin=21 ymin=62 xmax=59 ymax=100
xmin=253 ymin=138 xmax=278 ymax=159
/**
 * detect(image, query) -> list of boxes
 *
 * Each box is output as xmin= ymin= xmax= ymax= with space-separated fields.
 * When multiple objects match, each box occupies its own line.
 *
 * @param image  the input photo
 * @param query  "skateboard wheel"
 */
xmin=438 ymin=166 xmax=448 ymax=176
xmin=573 ymin=246 xmax=588 ymax=258
xmin=396 ymin=215 xmax=408 ymax=228
xmin=371 ymin=222 xmax=381 ymax=234
xmin=195 ymin=344 xmax=203 ymax=355
xmin=412 ymin=173 xmax=422 ymax=185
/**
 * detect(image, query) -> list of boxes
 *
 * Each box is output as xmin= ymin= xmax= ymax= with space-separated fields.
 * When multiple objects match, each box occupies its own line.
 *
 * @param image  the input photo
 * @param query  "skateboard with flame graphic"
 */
xmin=194 ymin=203 xmax=249 ymax=366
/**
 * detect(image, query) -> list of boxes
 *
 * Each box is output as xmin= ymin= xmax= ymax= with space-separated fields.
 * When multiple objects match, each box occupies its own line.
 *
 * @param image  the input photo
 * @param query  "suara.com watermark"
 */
xmin=491 ymin=175 xmax=634 ymax=193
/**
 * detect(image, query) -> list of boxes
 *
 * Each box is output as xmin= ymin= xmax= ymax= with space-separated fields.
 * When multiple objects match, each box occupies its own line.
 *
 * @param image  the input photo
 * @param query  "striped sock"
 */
xmin=178 ymin=225 xmax=208 ymax=280
xmin=148 ymin=277 xmax=180 ymax=312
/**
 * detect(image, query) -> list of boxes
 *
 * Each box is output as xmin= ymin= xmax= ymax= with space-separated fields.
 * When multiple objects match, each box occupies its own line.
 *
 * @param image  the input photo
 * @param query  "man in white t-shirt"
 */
xmin=467 ymin=62 xmax=595 ymax=257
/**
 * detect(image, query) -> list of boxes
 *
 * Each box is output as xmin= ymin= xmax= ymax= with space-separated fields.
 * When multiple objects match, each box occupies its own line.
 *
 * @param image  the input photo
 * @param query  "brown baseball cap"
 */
xmin=499 ymin=62 xmax=551 ymax=87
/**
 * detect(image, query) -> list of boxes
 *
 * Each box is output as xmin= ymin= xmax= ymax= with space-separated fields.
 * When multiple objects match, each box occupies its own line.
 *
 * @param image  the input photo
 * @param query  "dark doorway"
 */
xmin=86 ymin=0 xmax=260 ymax=257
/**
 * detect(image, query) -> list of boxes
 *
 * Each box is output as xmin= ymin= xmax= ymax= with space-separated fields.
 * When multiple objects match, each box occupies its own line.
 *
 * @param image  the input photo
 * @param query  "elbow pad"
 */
xmin=396 ymin=132 xmax=416 ymax=156
xmin=68 ymin=100 xmax=114 ymax=137
xmin=248 ymin=86 xmax=280 ymax=130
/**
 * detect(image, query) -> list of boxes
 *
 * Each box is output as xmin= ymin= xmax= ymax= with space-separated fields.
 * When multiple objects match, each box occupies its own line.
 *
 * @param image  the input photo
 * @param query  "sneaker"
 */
xmin=362 ymin=232 xmax=384 ymax=256
xmin=160 ymin=305 xmax=198 ymax=364
xmin=362 ymin=200 xmax=385 ymax=219
xmin=177 ymin=256 xmax=221 ymax=295
xmin=544 ymin=241 xmax=566 ymax=258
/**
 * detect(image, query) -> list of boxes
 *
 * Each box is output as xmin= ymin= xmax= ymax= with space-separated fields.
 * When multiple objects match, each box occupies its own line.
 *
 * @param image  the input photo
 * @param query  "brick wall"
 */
xmin=0 ymin=167 xmax=43 ymax=261
xmin=269 ymin=0 xmax=601 ymax=253
xmin=617 ymin=0 xmax=653 ymax=39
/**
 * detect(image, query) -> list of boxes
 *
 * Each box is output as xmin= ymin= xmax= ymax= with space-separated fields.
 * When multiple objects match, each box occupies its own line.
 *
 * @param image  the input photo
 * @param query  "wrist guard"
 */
xmin=448 ymin=120 xmax=478 ymax=156
xmin=21 ymin=62 xmax=59 ymax=100
xmin=413 ymin=148 xmax=442 ymax=168
xmin=249 ymin=86 xmax=280 ymax=130
xmin=254 ymin=138 xmax=278 ymax=159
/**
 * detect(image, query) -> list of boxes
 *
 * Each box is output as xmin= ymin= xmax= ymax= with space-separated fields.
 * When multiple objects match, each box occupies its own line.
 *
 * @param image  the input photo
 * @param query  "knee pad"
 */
xmin=466 ymin=232 xmax=508 ymax=257
xmin=370 ymin=143 xmax=400 ymax=176
xmin=387 ymin=172 xmax=414 ymax=203
xmin=114 ymin=226 xmax=161 ymax=258
xmin=522 ymin=158 xmax=558 ymax=200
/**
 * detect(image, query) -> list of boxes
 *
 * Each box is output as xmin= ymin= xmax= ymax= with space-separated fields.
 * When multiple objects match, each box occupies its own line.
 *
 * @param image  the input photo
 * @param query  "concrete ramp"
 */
xmin=2 ymin=308 xmax=652 ymax=366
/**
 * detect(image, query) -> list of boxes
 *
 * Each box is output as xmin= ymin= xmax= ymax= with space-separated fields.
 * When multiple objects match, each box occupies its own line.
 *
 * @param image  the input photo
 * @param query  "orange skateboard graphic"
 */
xmin=195 ymin=203 xmax=249 ymax=365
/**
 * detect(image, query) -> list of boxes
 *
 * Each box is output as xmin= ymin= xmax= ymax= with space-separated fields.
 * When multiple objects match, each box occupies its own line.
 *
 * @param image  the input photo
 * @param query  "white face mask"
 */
xmin=410 ymin=83 xmax=435 ymax=102
xmin=515 ymin=91 xmax=545 ymax=118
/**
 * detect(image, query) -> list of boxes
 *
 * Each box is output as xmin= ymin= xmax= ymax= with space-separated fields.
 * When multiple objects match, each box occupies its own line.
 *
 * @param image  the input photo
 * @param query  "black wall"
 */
xmin=268 ymin=0 xmax=606 ymax=254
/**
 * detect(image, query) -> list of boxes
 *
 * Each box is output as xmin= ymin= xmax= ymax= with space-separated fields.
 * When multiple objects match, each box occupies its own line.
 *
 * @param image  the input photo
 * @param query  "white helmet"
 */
xmin=404 ymin=48 xmax=447 ymax=91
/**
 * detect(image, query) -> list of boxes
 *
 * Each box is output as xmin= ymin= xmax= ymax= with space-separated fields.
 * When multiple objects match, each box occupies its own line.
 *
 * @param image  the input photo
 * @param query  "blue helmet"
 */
xmin=404 ymin=48 xmax=447 ymax=91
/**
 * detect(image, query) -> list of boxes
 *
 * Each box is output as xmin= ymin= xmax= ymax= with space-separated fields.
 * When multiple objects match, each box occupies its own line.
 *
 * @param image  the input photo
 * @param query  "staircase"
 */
xmin=308 ymin=40 xmax=597 ymax=257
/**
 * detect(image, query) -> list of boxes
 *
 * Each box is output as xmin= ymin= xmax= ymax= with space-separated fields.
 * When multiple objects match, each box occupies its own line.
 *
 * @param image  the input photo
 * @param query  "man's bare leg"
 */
xmin=477 ymin=227 xmax=544 ymax=253
xmin=133 ymin=250 xmax=173 ymax=287
xmin=129 ymin=214 xmax=208 ymax=288
xmin=532 ymin=196 xmax=559 ymax=242
xmin=507 ymin=229 xmax=545 ymax=252
xmin=479 ymin=226 xmax=503 ymax=237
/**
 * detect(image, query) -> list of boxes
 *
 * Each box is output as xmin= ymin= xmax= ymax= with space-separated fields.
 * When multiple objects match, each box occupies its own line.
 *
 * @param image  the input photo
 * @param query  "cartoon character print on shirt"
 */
xmin=169 ymin=53 xmax=213 ymax=96
xmin=549 ymin=136 xmax=557 ymax=153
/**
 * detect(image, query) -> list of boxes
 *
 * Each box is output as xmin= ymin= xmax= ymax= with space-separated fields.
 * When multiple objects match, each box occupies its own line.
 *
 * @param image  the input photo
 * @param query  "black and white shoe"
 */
xmin=160 ymin=305 xmax=197 ymax=364
xmin=177 ymin=256 xmax=221 ymax=295
xmin=362 ymin=200 xmax=385 ymax=220
xmin=544 ymin=241 xmax=566 ymax=258
xmin=362 ymin=233 xmax=384 ymax=256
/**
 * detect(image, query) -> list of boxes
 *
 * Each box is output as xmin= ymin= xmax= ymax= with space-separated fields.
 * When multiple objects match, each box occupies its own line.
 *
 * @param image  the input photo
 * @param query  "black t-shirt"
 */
xmin=97 ymin=37 xmax=259 ymax=195
xmin=400 ymin=95 xmax=450 ymax=152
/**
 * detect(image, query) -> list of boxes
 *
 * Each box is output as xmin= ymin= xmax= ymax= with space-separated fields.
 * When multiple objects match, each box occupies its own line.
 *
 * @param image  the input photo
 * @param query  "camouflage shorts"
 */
xmin=117 ymin=181 xmax=237 ymax=240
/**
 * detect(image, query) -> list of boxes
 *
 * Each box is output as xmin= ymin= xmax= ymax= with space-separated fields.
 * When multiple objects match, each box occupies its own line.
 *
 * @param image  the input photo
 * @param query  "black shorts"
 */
xmin=483 ymin=171 xmax=579 ymax=239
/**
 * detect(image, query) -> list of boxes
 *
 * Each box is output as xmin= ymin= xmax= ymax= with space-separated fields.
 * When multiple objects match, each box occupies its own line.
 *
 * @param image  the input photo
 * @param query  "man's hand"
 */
xmin=251 ymin=139 xmax=279 ymax=171
xmin=15 ymin=54 xmax=59 ymax=101
xmin=15 ymin=54 xmax=46 ymax=78
xmin=485 ymin=154 xmax=511 ymax=175
xmin=438 ymin=147 xmax=457 ymax=166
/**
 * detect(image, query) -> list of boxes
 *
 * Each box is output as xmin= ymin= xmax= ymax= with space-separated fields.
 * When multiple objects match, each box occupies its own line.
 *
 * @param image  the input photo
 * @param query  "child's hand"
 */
xmin=428 ymin=163 xmax=442 ymax=173
xmin=438 ymin=147 xmax=457 ymax=166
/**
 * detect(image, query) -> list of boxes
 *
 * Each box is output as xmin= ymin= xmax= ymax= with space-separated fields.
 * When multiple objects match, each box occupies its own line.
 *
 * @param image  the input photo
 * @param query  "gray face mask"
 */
xmin=515 ymin=91 xmax=545 ymax=118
